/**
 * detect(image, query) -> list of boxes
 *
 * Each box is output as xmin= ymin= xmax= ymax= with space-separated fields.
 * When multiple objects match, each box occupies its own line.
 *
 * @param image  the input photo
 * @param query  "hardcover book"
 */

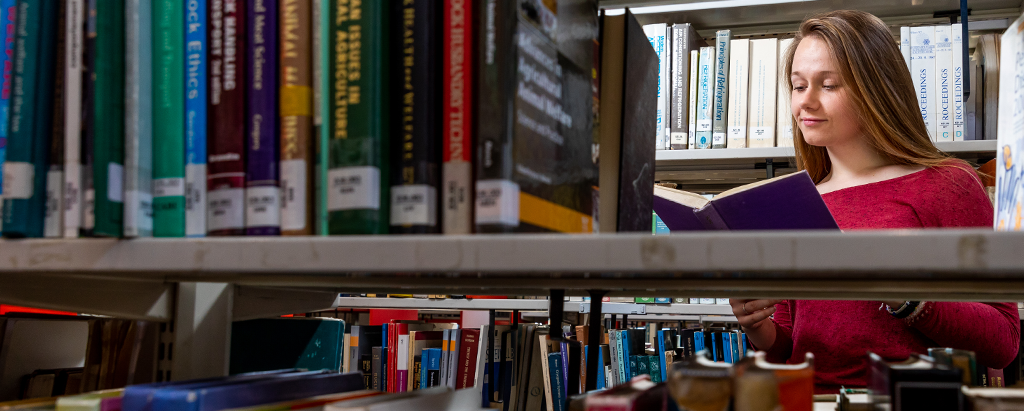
xmin=229 ymin=318 xmax=345 ymax=375
xmin=711 ymin=30 xmax=730 ymax=149
xmin=0 ymin=0 xmax=13 ymax=235
xmin=81 ymin=0 xmax=95 ymax=235
xmin=206 ymin=0 xmax=246 ymax=236
xmin=547 ymin=353 xmax=565 ymax=411
xmin=152 ymin=0 xmax=185 ymax=237
xmin=726 ymin=38 xmax=749 ymax=149
xmin=867 ymin=353 xmax=962 ymax=411
xmin=244 ymin=0 xmax=279 ymax=236
xmin=149 ymin=371 xmax=364 ymax=411
xmin=935 ymin=25 xmax=953 ymax=142
xmin=597 ymin=10 xmax=657 ymax=233
xmin=279 ymin=0 xmax=312 ymax=235
xmin=327 ymin=0 xmax=390 ymax=235
xmin=124 ymin=0 xmax=152 ymax=237
xmin=314 ymin=0 xmax=329 ymax=235
xmin=911 ymin=26 xmax=936 ymax=141
xmin=473 ymin=0 xmax=598 ymax=233
xmin=776 ymin=38 xmax=794 ymax=147
xmin=952 ymin=23 xmax=965 ymax=141
xmin=45 ymin=0 xmax=67 ymax=238
xmin=900 ymin=27 xmax=911 ymax=67
xmin=442 ymin=0 xmax=473 ymax=234
xmin=653 ymin=171 xmax=839 ymax=231
xmin=669 ymin=23 xmax=704 ymax=150
xmin=390 ymin=0 xmax=441 ymax=234
xmin=642 ymin=23 xmax=667 ymax=150
xmin=185 ymin=0 xmax=208 ymax=237
xmin=2 ymin=0 xmax=59 ymax=238
xmin=747 ymin=38 xmax=778 ymax=148
xmin=91 ymin=0 xmax=125 ymax=238
xmin=996 ymin=14 xmax=1024 ymax=231
xmin=687 ymin=49 xmax=699 ymax=149
xmin=694 ymin=46 xmax=713 ymax=149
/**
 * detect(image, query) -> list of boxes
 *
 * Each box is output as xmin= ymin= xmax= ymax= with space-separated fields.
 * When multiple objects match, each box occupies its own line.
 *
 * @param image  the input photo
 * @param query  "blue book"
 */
xmin=0 ymin=0 xmax=14 ymax=233
xmin=597 ymin=346 xmax=606 ymax=389
xmin=619 ymin=330 xmax=630 ymax=378
xmin=742 ymin=333 xmax=749 ymax=357
xmin=654 ymin=297 xmax=671 ymax=303
xmin=657 ymin=330 xmax=668 ymax=382
xmin=723 ymin=333 xmax=733 ymax=363
xmin=122 ymin=370 xmax=301 ymax=411
xmin=149 ymin=371 xmax=363 ymax=411
xmin=183 ymin=0 xmax=207 ymax=237
xmin=613 ymin=330 xmax=625 ymax=385
xmin=709 ymin=333 xmax=717 ymax=362
xmin=548 ymin=353 xmax=565 ymax=411
xmin=422 ymin=348 xmax=440 ymax=388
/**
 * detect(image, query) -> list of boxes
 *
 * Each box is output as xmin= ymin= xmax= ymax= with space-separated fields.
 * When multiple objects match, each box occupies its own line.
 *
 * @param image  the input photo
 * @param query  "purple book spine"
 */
xmin=244 ymin=0 xmax=278 ymax=235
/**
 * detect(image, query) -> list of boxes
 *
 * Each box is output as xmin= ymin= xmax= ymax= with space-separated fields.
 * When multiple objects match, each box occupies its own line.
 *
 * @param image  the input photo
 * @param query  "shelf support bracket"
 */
xmin=585 ymin=290 xmax=607 ymax=392
xmin=172 ymin=283 xmax=233 ymax=381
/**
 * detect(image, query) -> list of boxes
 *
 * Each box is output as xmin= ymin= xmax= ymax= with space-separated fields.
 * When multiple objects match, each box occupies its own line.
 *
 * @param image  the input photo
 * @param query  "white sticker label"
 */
xmin=670 ymin=132 xmax=686 ymax=146
xmin=3 ymin=162 xmax=34 ymax=199
xmin=716 ymin=298 xmax=730 ymax=305
xmin=185 ymin=164 xmax=207 ymax=236
xmin=64 ymin=163 xmax=82 ymax=237
xmin=246 ymin=186 xmax=280 ymax=228
xmin=475 ymin=179 xmax=520 ymax=226
xmin=44 ymin=170 xmax=64 ymax=237
xmin=125 ymin=190 xmax=154 ymax=233
xmin=712 ymin=132 xmax=726 ymax=145
xmin=327 ymin=166 xmax=381 ymax=211
xmin=207 ymin=187 xmax=244 ymax=232
xmin=699 ymin=298 xmax=715 ymax=305
xmin=107 ymin=163 xmax=124 ymax=203
xmin=688 ymin=130 xmax=696 ymax=147
xmin=750 ymin=126 xmax=773 ymax=143
xmin=83 ymin=189 xmax=95 ymax=230
xmin=280 ymin=159 xmax=308 ymax=230
xmin=153 ymin=177 xmax=186 ymax=197
xmin=390 ymin=185 xmax=437 ymax=226
xmin=728 ymin=127 xmax=746 ymax=148
xmin=697 ymin=119 xmax=712 ymax=132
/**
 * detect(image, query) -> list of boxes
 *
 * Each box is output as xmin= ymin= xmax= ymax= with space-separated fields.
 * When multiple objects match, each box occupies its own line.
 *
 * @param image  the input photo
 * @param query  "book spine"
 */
xmin=206 ymin=0 xmax=245 ymax=235
xmin=448 ymin=329 xmax=461 ymax=388
xmin=747 ymin=38 xmax=777 ymax=148
xmin=935 ymin=25 xmax=952 ymax=142
xmin=442 ymin=0 xmax=472 ymax=234
xmin=152 ymin=0 xmax=185 ymax=237
xmin=80 ymin=0 xmax=95 ymax=235
xmin=687 ymin=49 xmax=698 ymax=150
xmin=359 ymin=353 xmax=372 ymax=389
xmin=776 ymin=38 xmax=793 ymax=147
xmin=695 ymin=46 xmax=713 ymax=150
xmin=711 ymin=30 xmax=730 ymax=149
xmin=45 ymin=0 xmax=67 ymax=238
xmin=390 ymin=0 xmax=441 ymax=234
xmin=2 ymin=0 xmax=57 ymax=238
xmin=371 ymin=346 xmax=382 ymax=391
xmin=901 ymin=26 xmax=910 ymax=68
xmin=396 ymin=334 xmax=409 ymax=392
xmin=0 ymin=0 xmax=13 ymax=235
xmin=327 ymin=0 xmax=390 ymax=234
xmin=124 ymin=0 xmax=152 ymax=237
xmin=314 ymin=0 xmax=327 ymax=234
xmin=643 ymin=23 xmax=667 ymax=150
xmin=726 ymin=38 xmax=748 ymax=149
xmin=910 ymin=26 xmax=935 ymax=141
xmin=412 ymin=355 xmax=421 ymax=390
xmin=92 ymin=0 xmax=125 ymax=238
xmin=279 ymin=0 xmax=311 ymax=235
xmin=547 ymin=353 xmax=564 ymax=411
xmin=670 ymin=24 xmax=687 ymax=150
xmin=244 ymin=0 xmax=278 ymax=235
xmin=952 ymin=23 xmax=965 ymax=141
xmin=185 ymin=0 xmax=207 ymax=237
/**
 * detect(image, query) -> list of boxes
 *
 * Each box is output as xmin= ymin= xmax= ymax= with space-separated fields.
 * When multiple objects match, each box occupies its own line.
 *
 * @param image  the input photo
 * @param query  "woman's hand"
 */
xmin=731 ymin=299 xmax=783 ymax=330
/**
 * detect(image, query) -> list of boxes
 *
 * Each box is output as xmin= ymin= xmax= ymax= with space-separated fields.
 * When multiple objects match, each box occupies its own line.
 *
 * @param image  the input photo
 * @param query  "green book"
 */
xmin=151 ymin=0 xmax=185 ymax=237
xmin=326 ymin=1 xmax=389 ymax=234
xmin=314 ymin=0 xmax=329 ymax=235
xmin=2 ymin=0 xmax=59 ymax=238
xmin=230 ymin=318 xmax=345 ymax=374
xmin=91 ymin=0 xmax=125 ymax=237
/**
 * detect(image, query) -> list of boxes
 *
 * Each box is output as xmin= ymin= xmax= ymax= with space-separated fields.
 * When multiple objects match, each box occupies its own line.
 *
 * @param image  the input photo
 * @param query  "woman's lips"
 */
xmin=801 ymin=118 xmax=825 ymax=126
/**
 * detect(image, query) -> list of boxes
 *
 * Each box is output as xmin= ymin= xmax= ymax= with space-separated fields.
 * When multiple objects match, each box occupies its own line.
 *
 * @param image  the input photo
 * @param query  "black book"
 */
xmin=475 ymin=0 xmax=598 ymax=233
xmin=412 ymin=354 xmax=422 ymax=390
xmin=868 ymin=353 xmax=963 ymax=411
xmin=371 ymin=346 xmax=383 ymax=391
xmin=597 ymin=9 xmax=657 ymax=233
xmin=359 ymin=353 xmax=372 ymax=390
xmin=713 ymin=332 xmax=724 ymax=362
xmin=389 ymin=0 xmax=442 ymax=234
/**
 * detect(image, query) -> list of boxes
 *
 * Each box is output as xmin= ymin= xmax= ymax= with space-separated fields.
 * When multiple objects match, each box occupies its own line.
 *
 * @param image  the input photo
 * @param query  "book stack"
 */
xmin=0 ymin=0 xmax=666 ymax=238
xmin=899 ymin=24 xmax=968 ymax=142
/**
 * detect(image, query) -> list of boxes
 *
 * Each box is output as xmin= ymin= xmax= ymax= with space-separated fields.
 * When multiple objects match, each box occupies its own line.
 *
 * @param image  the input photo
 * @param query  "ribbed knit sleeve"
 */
xmin=906 ymin=301 xmax=1020 ymax=368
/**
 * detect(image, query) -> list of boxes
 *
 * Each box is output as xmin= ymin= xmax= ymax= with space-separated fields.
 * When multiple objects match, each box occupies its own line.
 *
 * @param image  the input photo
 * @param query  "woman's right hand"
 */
xmin=730 ymin=299 xmax=783 ymax=330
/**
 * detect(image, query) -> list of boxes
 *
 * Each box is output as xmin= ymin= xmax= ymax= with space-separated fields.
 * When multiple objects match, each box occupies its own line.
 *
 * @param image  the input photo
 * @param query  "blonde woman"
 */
xmin=731 ymin=10 xmax=1019 ymax=393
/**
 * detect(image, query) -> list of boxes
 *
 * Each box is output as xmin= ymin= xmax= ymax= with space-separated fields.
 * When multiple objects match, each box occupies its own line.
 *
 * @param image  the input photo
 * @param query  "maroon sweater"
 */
xmin=760 ymin=162 xmax=1021 ymax=393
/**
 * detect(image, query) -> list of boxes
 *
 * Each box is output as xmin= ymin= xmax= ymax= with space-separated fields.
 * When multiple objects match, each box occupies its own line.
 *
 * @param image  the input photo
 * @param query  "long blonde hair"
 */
xmin=784 ymin=10 xmax=951 ymax=183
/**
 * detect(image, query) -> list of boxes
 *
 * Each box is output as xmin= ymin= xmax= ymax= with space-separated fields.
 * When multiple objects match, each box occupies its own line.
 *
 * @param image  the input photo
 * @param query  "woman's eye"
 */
xmin=793 ymin=86 xmax=806 ymax=91
xmin=823 ymin=85 xmax=837 ymax=90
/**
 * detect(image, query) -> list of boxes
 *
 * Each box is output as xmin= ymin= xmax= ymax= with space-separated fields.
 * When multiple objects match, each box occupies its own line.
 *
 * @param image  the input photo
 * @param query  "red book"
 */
xmin=441 ymin=0 xmax=473 ymax=234
xmin=206 ymin=0 xmax=247 ymax=235
xmin=455 ymin=328 xmax=480 ymax=389
xmin=988 ymin=368 xmax=1005 ymax=387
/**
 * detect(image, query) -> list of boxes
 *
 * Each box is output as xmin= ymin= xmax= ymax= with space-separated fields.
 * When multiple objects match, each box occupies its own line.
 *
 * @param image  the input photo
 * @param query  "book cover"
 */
xmin=656 ymin=330 xmax=668 ymax=382
xmin=711 ymin=30 xmax=730 ymax=149
xmin=726 ymin=38 xmax=749 ymax=149
xmin=934 ymin=25 xmax=953 ymax=142
xmin=455 ymin=328 xmax=479 ymax=389
xmin=439 ymin=329 xmax=450 ymax=387
xmin=124 ymin=0 xmax=152 ymax=238
xmin=642 ymin=23 xmax=667 ymax=150
xmin=206 ymin=0 xmax=246 ymax=236
xmin=670 ymin=23 xmax=703 ymax=150
xmin=150 ymin=371 xmax=364 ymax=411
xmin=91 ymin=0 xmax=125 ymax=238
xmin=396 ymin=335 xmax=409 ymax=392
xmin=694 ymin=46 xmax=713 ymax=149
xmin=474 ymin=0 xmax=598 ymax=233
xmin=0 ymin=0 xmax=13 ymax=235
xmin=411 ymin=355 xmax=421 ymax=390
xmin=900 ymin=26 xmax=911 ymax=68
xmin=2 ymin=0 xmax=58 ymax=238
xmin=653 ymin=170 xmax=839 ymax=231
xmin=314 ymin=0 xmax=328 ymax=234
xmin=631 ymin=355 xmax=644 ymax=379
xmin=446 ymin=329 xmax=461 ymax=388
xmin=868 ymin=353 xmax=962 ymax=410
xmin=997 ymin=15 xmax=1024 ymax=232
xmin=390 ymin=0 xmax=441 ymax=234
xmin=547 ymin=353 xmax=564 ymax=411
xmin=776 ymin=38 xmax=794 ymax=147
xmin=81 ymin=0 xmax=95 ymax=235
xmin=229 ymin=318 xmax=345 ymax=375
xmin=244 ymin=0 xmax=279 ymax=236
xmin=185 ymin=0 xmax=208 ymax=237
xmin=952 ymin=23 xmax=965 ymax=142
xmin=406 ymin=330 xmax=444 ymax=391
xmin=910 ymin=26 xmax=936 ymax=141
xmin=359 ymin=354 xmax=372 ymax=390
xmin=747 ymin=38 xmax=778 ymax=148
xmin=152 ymin=0 xmax=185 ymax=237
xmin=606 ymin=331 xmax=619 ymax=387
xmin=44 ymin=0 xmax=67 ymax=238
xmin=327 ymin=0 xmax=390 ymax=235
xmin=371 ymin=347 xmax=382 ymax=391
xmin=687 ymin=49 xmax=698 ymax=149
xmin=279 ymin=0 xmax=312 ymax=235
xmin=442 ymin=0 xmax=472 ymax=235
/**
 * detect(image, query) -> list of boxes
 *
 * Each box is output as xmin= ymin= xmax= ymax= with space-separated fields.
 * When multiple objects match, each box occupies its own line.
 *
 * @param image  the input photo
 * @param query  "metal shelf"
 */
xmin=330 ymin=296 xmax=735 ymax=316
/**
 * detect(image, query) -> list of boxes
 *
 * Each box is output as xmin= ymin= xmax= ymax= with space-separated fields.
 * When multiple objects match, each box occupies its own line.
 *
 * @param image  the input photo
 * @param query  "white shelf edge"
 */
xmin=330 ymin=297 xmax=735 ymax=316
xmin=655 ymin=140 xmax=996 ymax=163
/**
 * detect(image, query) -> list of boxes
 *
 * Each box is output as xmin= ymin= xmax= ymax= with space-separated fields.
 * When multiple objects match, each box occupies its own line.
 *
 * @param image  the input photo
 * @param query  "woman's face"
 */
xmin=790 ymin=36 xmax=862 ymax=147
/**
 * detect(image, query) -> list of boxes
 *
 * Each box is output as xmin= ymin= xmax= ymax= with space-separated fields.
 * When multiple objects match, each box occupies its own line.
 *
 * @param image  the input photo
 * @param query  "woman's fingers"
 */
xmin=730 ymin=298 xmax=782 ymax=329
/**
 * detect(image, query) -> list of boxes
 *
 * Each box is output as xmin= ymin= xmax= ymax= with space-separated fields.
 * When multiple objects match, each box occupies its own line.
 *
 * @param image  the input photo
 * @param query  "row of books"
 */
xmin=0 ymin=0 xmax=666 ymax=238
xmin=899 ymin=24 xmax=970 ymax=142
xmin=642 ymin=21 xmax=794 ymax=150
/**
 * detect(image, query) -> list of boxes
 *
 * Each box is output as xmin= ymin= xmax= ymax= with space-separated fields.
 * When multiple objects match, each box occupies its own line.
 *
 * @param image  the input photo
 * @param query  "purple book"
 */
xmin=653 ymin=171 xmax=839 ymax=231
xmin=244 ymin=0 xmax=278 ymax=236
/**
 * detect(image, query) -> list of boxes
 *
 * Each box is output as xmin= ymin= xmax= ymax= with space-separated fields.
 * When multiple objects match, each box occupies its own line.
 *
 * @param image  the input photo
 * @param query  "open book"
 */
xmin=653 ymin=171 xmax=839 ymax=231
